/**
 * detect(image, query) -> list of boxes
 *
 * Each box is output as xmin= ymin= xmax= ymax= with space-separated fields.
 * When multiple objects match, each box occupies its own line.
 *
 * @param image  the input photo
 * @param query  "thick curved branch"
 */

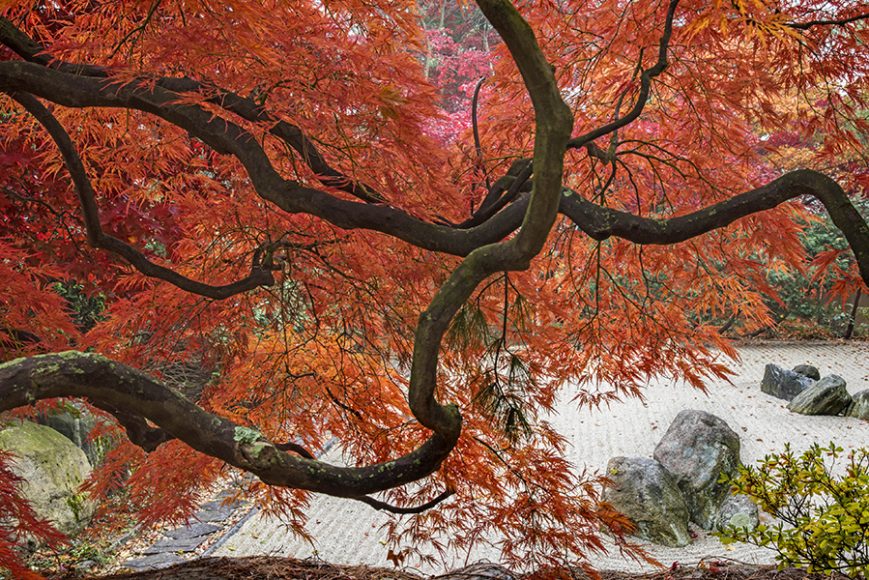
xmin=0 ymin=17 xmax=385 ymax=205
xmin=401 ymin=0 xmax=573 ymax=438
xmin=0 ymin=59 xmax=528 ymax=257
xmin=559 ymin=169 xmax=869 ymax=284
xmin=9 ymin=92 xmax=275 ymax=300
xmin=101 ymin=404 xmax=174 ymax=452
xmin=157 ymin=78 xmax=388 ymax=204
xmin=0 ymin=352 xmax=456 ymax=497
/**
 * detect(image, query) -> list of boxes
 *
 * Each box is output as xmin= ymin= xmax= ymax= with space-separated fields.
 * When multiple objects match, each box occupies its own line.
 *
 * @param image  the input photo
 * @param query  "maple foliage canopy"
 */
xmin=0 ymin=0 xmax=868 ymax=571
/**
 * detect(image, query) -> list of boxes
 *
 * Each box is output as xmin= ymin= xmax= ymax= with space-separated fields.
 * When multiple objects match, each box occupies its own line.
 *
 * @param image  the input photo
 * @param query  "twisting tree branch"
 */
xmin=558 ymin=170 xmax=869 ymax=283
xmin=0 ymin=352 xmax=456 ymax=498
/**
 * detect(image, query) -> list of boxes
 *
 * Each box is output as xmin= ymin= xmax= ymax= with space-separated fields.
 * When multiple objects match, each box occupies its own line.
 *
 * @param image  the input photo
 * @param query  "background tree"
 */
xmin=0 ymin=0 xmax=867 ymax=573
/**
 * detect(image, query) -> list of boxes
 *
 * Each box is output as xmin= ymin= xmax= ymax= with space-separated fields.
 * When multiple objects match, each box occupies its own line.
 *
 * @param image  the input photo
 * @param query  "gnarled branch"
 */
xmin=0 ymin=352 xmax=456 ymax=498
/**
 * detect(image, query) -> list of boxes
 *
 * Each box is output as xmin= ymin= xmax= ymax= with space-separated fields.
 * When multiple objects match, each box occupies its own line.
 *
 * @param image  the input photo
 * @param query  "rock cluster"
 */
xmin=603 ymin=410 xmax=758 ymax=547
xmin=762 ymin=363 xmax=865 ymax=420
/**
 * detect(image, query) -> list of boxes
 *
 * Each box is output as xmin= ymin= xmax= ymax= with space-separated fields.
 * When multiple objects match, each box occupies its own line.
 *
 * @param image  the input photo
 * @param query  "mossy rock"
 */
xmin=603 ymin=456 xmax=692 ymax=547
xmin=845 ymin=390 xmax=869 ymax=421
xmin=787 ymin=375 xmax=851 ymax=416
xmin=0 ymin=420 xmax=96 ymax=536
xmin=653 ymin=410 xmax=741 ymax=530
xmin=37 ymin=403 xmax=115 ymax=465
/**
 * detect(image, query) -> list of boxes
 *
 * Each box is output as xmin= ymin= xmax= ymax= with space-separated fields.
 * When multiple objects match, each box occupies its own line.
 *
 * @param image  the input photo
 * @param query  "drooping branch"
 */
xmin=0 ymin=60 xmax=529 ymax=257
xmin=9 ymin=92 xmax=277 ymax=300
xmin=157 ymin=78 xmax=389 ymax=204
xmin=0 ymin=17 xmax=386 ymax=205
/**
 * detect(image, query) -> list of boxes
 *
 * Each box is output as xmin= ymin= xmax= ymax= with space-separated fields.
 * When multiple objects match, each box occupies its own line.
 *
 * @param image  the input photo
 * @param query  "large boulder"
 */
xmin=602 ymin=456 xmax=691 ymax=547
xmin=716 ymin=494 xmax=759 ymax=532
xmin=845 ymin=390 xmax=869 ymax=421
xmin=792 ymin=364 xmax=821 ymax=381
xmin=787 ymin=375 xmax=851 ymax=416
xmin=761 ymin=364 xmax=814 ymax=401
xmin=653 ymin=410 xmax=741 ymax=530
xmin=0 ymin=420 xmax=95 ymax=535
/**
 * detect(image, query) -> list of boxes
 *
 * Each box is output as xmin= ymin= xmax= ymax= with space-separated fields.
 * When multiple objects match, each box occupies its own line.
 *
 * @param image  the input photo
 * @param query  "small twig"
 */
xmin=354 ymin=488 xmax=454 ymax=514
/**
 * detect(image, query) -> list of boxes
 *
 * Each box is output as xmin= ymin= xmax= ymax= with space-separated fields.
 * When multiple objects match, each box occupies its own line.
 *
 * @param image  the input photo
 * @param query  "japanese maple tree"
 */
xmin=0 ymin=0 xmax=867 ymax=573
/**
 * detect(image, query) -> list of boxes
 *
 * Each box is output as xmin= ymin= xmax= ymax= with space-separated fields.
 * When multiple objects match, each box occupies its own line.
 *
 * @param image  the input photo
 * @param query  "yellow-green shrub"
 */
xmin=719 ymin=443 xmax=868 ymax=578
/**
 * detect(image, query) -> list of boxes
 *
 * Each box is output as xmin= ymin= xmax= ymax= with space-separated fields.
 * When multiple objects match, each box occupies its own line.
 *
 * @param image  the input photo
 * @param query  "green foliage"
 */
xmin=766 ymin=201 xmax=868 ymax=338
xmin=53 ymin=281 xmax=106 ymax=332
xmin=475 ymin=344 xmax=533 ymax=444
xmin=447 ymin=301 xmax=491 ymax=351
xmin=719 ymin=443 xmax=869 ymax=578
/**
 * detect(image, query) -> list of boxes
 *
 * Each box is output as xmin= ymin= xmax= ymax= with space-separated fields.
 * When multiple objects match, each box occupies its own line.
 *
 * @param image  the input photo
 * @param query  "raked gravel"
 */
xmin=213 ymin=342 xmax=869 ymax=575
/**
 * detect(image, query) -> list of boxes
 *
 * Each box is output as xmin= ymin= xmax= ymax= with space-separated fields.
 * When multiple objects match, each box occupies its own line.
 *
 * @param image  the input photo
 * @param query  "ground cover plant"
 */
xmin=0 ymin=0 xmax=867 ymax=575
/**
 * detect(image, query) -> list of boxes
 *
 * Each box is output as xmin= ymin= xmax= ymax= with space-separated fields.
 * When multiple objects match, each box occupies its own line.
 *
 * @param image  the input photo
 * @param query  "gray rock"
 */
xmin=36 ymin=404 xmax=113 ymax=466
xmin=716 ymin=494 xmax=759 ymax=532
xmin=195 ymin=505 xmax=235 ymax=522
xmin=787 ymin=375 xmax=852 ymax=416
xmin=0 ymin=421 xmax=96 ymax=535
xmin=653 ymin=410 xmax=741 ymax=530
xmin=761 ymin=364 xmax=814 ymax=401
xmin=845 ymin=390 xmax=869 ymax=421
xmin=792 ymin=364 xmax=821 ymax=381
xmin=123 ymin=552 xmax=183 ymax=570
xmin=144 ymin=535 xmax=203 ymax=554
xmin=166 ymin=522 xmax=220 ymax=540
xmin=435 ymin=563 xmax=515 ymax=580
xmin=602 ymin=457 xmax=691 ymax=547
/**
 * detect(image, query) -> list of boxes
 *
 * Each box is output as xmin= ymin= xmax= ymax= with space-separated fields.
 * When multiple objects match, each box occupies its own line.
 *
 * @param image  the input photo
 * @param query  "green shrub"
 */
xmin=719 ymin=443 xmax=869 ymax=578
